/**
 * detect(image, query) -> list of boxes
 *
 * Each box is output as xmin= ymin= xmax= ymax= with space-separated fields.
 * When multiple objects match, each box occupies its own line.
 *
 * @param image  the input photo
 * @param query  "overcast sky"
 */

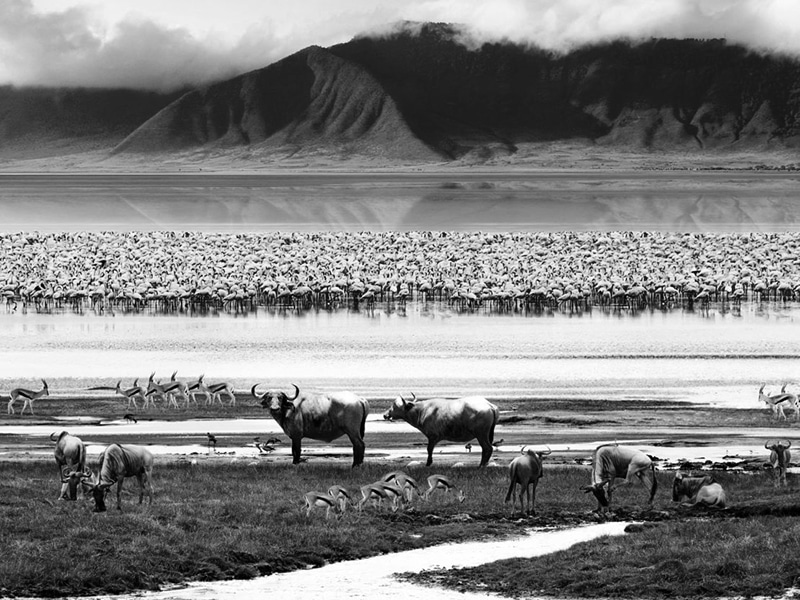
xmin=2 ymin=0 xmax=798 ymax=91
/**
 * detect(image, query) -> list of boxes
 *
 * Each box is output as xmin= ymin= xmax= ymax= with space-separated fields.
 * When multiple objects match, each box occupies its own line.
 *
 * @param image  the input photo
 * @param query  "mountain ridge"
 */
xmin=2 ymin=23 xmax=800 ymax=165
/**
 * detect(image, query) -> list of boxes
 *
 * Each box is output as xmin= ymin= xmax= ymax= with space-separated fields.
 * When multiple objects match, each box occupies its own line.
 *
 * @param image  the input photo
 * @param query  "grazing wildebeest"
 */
xmin=765 ymin=439 xmax=792 ymax=487
xmin=505 ymin=446 xmax=551 ymax=516
xmin=672 ymin=473 xmax=727 ymax=508
xmin=81 ymin=443 xmax=154 ymax=512
xmin=581 ymin=444 xmax=657 ymax=512
xmin=51 ymin=431 xmax=86 ymax=501
xmin=382 ymin=393 xmax=499 ymax=467
xmin=251 ymin=384 xmax=369 ymax=467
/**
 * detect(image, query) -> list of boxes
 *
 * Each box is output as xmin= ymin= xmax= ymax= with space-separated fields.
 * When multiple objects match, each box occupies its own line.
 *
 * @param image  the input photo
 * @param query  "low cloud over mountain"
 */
xmin=2 ymin=23 xmax=800 ymax=163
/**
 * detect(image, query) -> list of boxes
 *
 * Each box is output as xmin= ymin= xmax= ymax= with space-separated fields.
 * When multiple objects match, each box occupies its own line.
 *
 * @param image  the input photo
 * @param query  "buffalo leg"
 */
xmin=291 ymin=438 xmax=302 ymax=464
xmin=426 ymin=440 xmax=437 ymax=467
xmin=347 ymin=433 xmax=365 ymax=467
xmin=478 ymin=441 xmax=493 ymax=467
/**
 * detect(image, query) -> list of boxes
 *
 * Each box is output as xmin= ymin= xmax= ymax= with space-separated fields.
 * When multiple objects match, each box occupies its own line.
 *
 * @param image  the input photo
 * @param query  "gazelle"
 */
xmin=303 ymin=491 xmax=339 ymax=519
xmin=147 ymin=373 xmax=178 ymax=409
xmin=357 ymin=482 xmax=392 ymax=512
xmin=382 ymin=470 xmax=421 ymax=502
xmin=423 ymin=474 xmax=466 ymax=503
xmin=114 ymin=380 xmax=147 ymax=411
xmin=8 ymin=379 xmax=49 ymax=415
xmin=327 ymin=485 xmax=352 ymax=513
xmin=168 ymin=371 xmax=195 ymax=408
xmin=191 ymin=374 xmax=236 ymax=406
xmin=758 ymin=384 xmax=798 ymax=420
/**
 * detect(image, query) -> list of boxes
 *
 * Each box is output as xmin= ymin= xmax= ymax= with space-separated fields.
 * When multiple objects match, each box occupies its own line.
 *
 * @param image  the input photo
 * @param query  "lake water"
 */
xmin=1 ymin=302 xmax=798 ymax=409
xmin=2 ymin=171 xmax=800 ymax=231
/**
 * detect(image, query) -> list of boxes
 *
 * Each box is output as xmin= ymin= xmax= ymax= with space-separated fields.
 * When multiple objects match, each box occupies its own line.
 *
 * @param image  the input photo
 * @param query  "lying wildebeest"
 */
xmin=581 ymin=444 xmax=657 ymax=512
xmin=51 ymin=431 xmax=87 ymax=501
xmin=672 ymin=473 xmax=727 ymax=508
xmin=505 ymin=446 xmax=551 ymax=516
xmin=251 ymin=384 xmax=369 ymax=467
xmin=765 ymin=439 xmax=792 ymax=487
xmin=80 ymin=443 xmax=154 ymax=512
xmin=383 ymin=393 xmax=499 ymax=467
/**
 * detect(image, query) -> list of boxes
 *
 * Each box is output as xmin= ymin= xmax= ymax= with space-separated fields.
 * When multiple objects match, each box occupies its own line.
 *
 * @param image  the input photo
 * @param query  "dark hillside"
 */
xmin=0 ymin=86 xmax=180 ymax=158
xmin=332 ymin=26 xmax=800 ymax=154
xmin=3 ymin=23 xmax=800 ymax=162
xmin=114 ymin=46 xmax=437 ymax=160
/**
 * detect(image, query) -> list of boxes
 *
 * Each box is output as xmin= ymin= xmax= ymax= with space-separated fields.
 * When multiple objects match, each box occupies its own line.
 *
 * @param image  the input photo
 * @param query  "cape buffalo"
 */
xmin=383 ymin=393 xmax=499 ymax=467
xmin=251 ymin=384 xmax=369 ymax=467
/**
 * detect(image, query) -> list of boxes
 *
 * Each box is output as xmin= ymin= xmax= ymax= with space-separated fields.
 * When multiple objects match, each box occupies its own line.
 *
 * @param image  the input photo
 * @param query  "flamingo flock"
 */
xmin=1 ymin=231 xmax=800 ymax=313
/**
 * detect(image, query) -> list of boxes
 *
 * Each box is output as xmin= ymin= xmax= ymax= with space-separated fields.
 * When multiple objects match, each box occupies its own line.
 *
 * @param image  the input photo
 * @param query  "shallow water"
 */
xmin=2 ymin=172 xmax=800 ymax=231
xmin=0 ymin=303 xmax=798 ymax=409
xmin=67 ymin=522 xmax=629 ymax=600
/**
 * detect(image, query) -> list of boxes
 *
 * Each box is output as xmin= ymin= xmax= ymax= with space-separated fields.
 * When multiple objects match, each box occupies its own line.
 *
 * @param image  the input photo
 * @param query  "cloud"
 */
xmin=1 ymin=0 xmax=799 ymax=91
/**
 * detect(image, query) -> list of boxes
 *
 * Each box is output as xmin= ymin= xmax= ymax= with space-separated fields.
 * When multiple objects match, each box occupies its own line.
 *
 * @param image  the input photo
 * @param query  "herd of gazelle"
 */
xmin=6 ymin=373 xmax=236 ymax=414
xmin=304 ymin=472 xmax=466 ymax=519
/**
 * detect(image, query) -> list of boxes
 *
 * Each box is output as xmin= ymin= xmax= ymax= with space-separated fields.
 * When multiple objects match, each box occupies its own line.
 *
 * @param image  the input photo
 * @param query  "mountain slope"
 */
xmin=113 ymin=46 xmax=438 ymax=160
xmin=3 ymin=23 xmax=800 ymax=164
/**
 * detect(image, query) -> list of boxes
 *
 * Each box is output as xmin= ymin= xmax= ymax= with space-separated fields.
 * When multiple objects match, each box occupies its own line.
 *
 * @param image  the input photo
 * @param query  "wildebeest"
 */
xmin=382 ymin=393 xmax=499 ymax=467
xmin=672 ymin=473 xmax=727 ymax=508
xmin=251 ymin=384 xmax=369 ymax=467
xmin=765 ymin=439 xmax=792 ymax=487
xmin=82 ymin=443 xmax=154 ymax=512
xmin=51 ymin=431 xmax=86 ymax=501
xmin=505 ymin=446 xmax=551 ymax=515
xmin=581 ymin=444 xmax=657 ymax=512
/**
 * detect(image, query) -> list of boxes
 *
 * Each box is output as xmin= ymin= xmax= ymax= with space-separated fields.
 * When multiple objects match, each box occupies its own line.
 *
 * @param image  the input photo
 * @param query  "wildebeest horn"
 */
xmin=410 ymin=392 xmax=416 ymax=401
xmin=540 ymin=446 xmax=552 ymax=456
xmin=49 ymin=431 xmax=59 ymax=442
xmin=290 ymin=384 xmax=300 ymax=400
xmin=520 ymin=445 xmax=527 ymax=454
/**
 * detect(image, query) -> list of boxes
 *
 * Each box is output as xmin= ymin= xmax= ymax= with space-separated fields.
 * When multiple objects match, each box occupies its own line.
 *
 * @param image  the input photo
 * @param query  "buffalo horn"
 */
xmin=290 ymin=384 xmax=300 ymax=400
xmin=250 ymin=384 xmax=263 ymax=399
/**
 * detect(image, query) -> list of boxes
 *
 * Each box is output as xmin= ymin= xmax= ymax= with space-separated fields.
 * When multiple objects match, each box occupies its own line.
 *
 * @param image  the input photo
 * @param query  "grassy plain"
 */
xmin=3 ymin=394 xmax=800 ymax=598
xmin=1 ymin=457 xmax=799 ymax=598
